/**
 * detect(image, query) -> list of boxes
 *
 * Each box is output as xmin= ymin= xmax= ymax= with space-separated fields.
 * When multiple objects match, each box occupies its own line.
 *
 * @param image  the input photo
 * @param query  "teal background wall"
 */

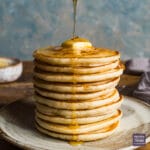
xmin=0 ymin=0 xmax=150 ymax=60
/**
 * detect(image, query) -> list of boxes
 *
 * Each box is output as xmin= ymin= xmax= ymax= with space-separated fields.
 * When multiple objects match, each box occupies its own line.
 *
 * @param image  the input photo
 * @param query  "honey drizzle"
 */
xmin=72 ymin=0 xmax=78 ymax=38
xmin=68 ymin=57 xmax=80 ymax=145
xmin=68 ymin=0 xmax=83 ymax=146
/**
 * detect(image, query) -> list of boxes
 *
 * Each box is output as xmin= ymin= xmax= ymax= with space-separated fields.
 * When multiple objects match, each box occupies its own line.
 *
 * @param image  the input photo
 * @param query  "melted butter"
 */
xmin=61 ymin=37 xmax=92 ymax=56
xmin=61 ymin=37 xmax=92 ymax=49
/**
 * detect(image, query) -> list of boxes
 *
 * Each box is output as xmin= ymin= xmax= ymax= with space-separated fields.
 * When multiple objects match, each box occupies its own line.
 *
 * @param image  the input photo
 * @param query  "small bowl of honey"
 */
xmin=0 ymin=57 xmax=23 ymax=83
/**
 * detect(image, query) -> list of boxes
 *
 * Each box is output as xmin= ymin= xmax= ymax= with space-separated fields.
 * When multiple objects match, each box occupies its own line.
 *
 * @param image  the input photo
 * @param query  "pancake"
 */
xmin=33 ymin=77 xmax=120 ymax=93
xmin=34 ymin=65 xmax=123 ymax=83
xmin=36 ymin=121 xmax=119 ymax=142
xmin=34 ymin=89 xmax=119 ymax=110
xmin=35 ymin=87 xmax=114 ymax=101
xmin=35 ymin=110 xmax=122 ymax=134
xmin=35 ymin=110 xmax=118 ymax=125
xmin=33 ymin=46 xmax=120 ymax=66
xmin=36 ymin=95 xmax=123 ymax=118
xmin=34 ymin=60 xmax=119 ymax=74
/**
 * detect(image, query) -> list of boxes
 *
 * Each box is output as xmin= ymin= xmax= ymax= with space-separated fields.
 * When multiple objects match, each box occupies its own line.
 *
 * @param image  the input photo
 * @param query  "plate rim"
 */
xmin=0 ymin=96 xmax=150 ymax=150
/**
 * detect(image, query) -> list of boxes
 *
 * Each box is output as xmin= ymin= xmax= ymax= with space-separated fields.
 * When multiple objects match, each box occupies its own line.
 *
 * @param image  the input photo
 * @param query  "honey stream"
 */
xmin=72 ymin=0 xmax=78 ymax=38
xmin=68 ymin=56 xmax=83 ymax=146
xmin=68 ymin=0 xmax=83 ymax=145
xmin=69 ymin=1 xmax=82 ymax=144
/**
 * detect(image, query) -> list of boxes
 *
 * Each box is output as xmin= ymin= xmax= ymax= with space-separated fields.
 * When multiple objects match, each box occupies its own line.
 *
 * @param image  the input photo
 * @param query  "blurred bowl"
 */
xmin=0 ymin=57 xmax=23 ymax=83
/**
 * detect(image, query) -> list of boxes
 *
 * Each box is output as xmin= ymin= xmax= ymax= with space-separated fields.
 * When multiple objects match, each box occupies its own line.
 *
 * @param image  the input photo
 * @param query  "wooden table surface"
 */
xmin=0 ymin=61 xmax=149 ymax=150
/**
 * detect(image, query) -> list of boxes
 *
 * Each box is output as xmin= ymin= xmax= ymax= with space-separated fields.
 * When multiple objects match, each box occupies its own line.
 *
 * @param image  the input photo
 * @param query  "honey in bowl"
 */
xmin=0 ymin=58 xmax=10 ymax=68
xmin=0 ymin=57 xmax=23 ymax=83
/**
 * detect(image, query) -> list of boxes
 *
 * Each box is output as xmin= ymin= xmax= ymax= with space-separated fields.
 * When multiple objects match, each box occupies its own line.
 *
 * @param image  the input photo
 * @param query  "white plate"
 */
xmin=0 ymin=96 xmax=150 ymax=150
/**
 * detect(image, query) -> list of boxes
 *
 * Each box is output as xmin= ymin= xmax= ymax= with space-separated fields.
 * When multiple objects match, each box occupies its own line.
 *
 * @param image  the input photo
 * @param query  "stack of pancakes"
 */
xmin=33 ymin=37 xmax=124 ymax=143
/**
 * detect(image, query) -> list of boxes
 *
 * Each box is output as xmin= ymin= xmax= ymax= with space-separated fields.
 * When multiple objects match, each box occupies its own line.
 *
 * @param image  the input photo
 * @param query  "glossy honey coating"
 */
xmin=33 ymin=37 xmax=120 ymax=58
